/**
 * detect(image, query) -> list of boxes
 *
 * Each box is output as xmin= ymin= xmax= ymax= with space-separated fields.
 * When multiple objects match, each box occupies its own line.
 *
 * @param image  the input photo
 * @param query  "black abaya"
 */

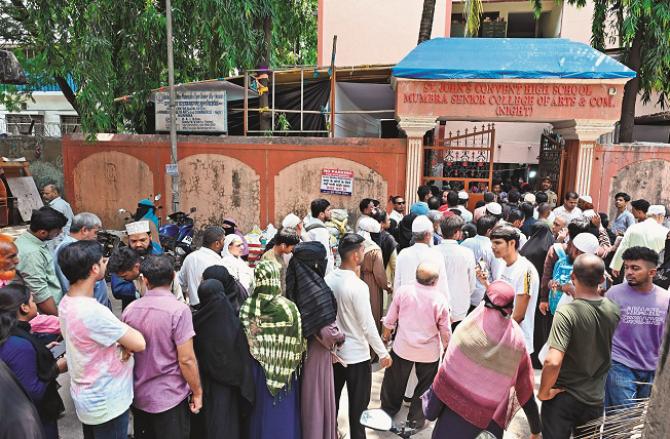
xmin=191 ymin=280 xmax=255 ymax=439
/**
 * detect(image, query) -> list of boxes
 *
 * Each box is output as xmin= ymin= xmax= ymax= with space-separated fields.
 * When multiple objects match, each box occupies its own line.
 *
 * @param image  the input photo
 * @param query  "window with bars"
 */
xmin=5 ymin=114 xmax=44 ymax=136
xmin=60 ymin=115 xmax=81 ymax=134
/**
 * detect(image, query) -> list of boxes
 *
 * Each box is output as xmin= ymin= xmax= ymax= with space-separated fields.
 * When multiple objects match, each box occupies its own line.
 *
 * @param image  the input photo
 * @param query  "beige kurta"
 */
xmin=360 ymin=241 xmax=390 ymax=335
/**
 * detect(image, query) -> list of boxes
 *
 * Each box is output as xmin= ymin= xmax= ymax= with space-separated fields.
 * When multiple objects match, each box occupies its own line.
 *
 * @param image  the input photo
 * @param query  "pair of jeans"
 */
xmin=82 ymin=409 xmax=129 ymax=439
xmin=605 ymin=360 xmax=654 ymax=413
xmin=541 ymin=391 xmax=602 ymax=439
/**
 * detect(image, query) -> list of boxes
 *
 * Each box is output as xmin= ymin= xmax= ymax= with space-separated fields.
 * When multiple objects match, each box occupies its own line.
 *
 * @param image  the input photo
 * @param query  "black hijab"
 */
xmin=192 ymin=280 xmax=255 ymax=410
xmin=0 ymin=360 xmax=44 ymax=439
xmin=520 ymin=223 xmax=555 ymax=279
xmin=202 ymin=265 xmax=248 ymax=313
xmin=395 ymin=213 xmax=417 ymax=252
xmin=370 ymin=231 xmax=397 ymax=268
xmin=9 ymin=322 xmax=64 ymax=420
xmin=285 ymin=242 xmax=337 ymax=338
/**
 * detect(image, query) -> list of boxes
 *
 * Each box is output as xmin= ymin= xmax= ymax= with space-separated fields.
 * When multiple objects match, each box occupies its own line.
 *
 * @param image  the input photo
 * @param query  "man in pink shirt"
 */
xmin=380 ymin=261 xmax=451 ymax=429
xmin=122 ymin=255 xmax=202 ymax=439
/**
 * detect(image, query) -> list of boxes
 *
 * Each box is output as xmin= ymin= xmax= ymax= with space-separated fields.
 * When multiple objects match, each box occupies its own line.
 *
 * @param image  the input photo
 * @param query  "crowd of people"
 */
xmin=0 ymin=179 xmax=669 ymax=439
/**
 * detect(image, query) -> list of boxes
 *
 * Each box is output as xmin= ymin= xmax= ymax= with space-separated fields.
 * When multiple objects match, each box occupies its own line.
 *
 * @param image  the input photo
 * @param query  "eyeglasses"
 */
xmin=395 ymin=201 xmax=406 ymax=205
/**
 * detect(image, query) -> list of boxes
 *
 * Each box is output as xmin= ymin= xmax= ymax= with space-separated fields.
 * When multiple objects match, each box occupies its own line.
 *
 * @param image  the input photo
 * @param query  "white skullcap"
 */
xmin=579 ymin=195 xmax=593 ymax=204
xmin=572 ymin=233 xmax=599 ymax=254
xmin=358 ymin=216 xmax=381 ymax=233
xmin=458 ymin=191 xmax=469 ymax=200
xmin=281 ymin=213 xmax=301 ymax=229
xmin=412 ymin=215 xmax=434 ymax=233
xmin=523 ymin=193 xmax=536 ymax=204
xmin=125 ymin=221 xmax=150 ymax=235
xmin=486 ymin=202 xmax=502 ymax=216
xmin=648 ymin=205 xmax=666 ymax=216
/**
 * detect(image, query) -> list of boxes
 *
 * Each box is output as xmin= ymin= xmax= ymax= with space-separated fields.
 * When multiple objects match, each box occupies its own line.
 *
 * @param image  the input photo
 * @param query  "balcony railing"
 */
xmin=0 ymin=120 xmax=80 ymax=138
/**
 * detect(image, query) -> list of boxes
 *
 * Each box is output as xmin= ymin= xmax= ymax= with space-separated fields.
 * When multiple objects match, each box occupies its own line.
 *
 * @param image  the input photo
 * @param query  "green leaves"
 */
xmin=0 ymin=0 xmax=317 ymax=134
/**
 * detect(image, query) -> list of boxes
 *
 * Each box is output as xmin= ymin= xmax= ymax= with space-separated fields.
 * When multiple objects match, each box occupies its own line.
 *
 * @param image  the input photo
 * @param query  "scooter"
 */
xmin=159 ymin=207 xmax=197 ymax=269
xmin=360 ymin=409 xmax=496 ymax=438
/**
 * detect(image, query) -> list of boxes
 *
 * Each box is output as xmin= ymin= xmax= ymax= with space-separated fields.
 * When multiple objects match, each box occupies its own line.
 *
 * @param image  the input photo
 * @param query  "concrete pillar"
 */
xmin=552 ymin=120 xmax=616 ymax=197
xmin=398 ymin=117 xmax=436 ymax=206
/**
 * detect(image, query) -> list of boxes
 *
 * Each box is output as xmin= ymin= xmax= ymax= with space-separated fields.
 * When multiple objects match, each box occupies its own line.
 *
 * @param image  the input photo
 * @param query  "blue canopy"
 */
xmin=392 ymin=38 xmax=636 ymax=80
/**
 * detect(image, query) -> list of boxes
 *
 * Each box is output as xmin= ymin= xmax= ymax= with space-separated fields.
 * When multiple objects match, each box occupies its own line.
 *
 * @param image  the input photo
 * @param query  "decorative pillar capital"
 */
xmin=397 ymin=116 xmax=437 ymax=138
xmin=552 ymin=119 xmax=616 ymax=142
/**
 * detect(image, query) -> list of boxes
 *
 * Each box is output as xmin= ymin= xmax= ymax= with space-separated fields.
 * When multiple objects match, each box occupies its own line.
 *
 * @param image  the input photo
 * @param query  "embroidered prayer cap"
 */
xmin=458 ymin=191 xmax=469 ymax=200
xmin=125 ymin=221 xmax=150 ymax=235
xmin=648 ymin=205 xmax=666 ymax=216
xmin=486 ymin=202 xmax=502 ymax=216
xmin=282 ymin=213 xmax=301 ymax=229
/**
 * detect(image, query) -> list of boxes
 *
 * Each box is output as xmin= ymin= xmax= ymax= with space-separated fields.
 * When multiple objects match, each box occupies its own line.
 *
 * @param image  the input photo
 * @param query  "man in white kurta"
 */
xmin=394 ymin=215 xmax=450 ymax=304
xmin=178 ymin=226 xmax=226 ymax=306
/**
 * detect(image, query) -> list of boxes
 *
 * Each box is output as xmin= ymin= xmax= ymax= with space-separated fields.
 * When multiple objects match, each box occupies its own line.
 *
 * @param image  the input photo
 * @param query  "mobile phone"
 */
xmin=50 ymin=343 xmax=66 ymax=359
xmin=478 ymin=258 xmax=488 ymax=272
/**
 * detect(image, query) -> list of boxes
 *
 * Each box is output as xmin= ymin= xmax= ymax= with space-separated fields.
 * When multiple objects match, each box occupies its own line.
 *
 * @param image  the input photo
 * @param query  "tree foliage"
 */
xmin=462 ymin=0 xmax=670 ymax=141
xmin=0 ymin=0 xmax=317 ymax=134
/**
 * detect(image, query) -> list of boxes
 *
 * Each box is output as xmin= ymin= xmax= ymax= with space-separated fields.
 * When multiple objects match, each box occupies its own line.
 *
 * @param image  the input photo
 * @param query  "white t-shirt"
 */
xmin=498 ymin=255 xmax=540 ymax=353
xmin=58 ymin=295 xmax=133 ymax=425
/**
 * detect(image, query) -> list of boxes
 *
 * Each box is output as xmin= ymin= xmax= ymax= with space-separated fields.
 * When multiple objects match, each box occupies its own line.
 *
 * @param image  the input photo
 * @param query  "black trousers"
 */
xmin=334 ymin=361 xmax=371 ymax=439
xmin=380 ymin=350 xmax=439 ymax=424
xmin=133 ymin=397 xmax=190 ymax=439
xmin=541 ymin=391 xmax=603 ymax=439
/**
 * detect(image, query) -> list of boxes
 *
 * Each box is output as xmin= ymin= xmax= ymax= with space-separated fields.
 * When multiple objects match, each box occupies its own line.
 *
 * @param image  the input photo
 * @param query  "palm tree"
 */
xmin=418 ymin=0 xmax=437 ymax=44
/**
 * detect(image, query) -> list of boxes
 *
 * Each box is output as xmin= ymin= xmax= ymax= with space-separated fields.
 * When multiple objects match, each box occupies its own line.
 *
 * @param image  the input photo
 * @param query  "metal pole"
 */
xmin=166 ymin=0 xmax=179 ymax=213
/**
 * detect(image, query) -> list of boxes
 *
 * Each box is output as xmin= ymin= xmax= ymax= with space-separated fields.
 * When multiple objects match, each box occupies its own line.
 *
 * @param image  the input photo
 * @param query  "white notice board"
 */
xmin=155 ymin=91 xmax=227 ymax=133
xmin=6 ymin=176 xmax=44 ymax=221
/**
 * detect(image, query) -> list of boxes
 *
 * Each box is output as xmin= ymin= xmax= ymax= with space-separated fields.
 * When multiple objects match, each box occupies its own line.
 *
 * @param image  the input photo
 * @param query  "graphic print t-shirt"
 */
xmin=59 ymin=295 xmax=133 ymax=425
xmin=606 ymin=282 xmax=670 ymax=371
xmin=499 ymin=256 xmax=540 ymax=353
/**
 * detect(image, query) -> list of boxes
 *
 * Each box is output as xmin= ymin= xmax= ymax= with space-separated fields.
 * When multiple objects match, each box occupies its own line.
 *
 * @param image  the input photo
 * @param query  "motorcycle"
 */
xmin=159 ymin=207 xmax=197 ymax=269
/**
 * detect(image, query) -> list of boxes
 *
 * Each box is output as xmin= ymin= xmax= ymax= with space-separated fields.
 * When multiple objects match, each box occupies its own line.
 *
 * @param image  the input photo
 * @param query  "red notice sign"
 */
xmin=320 ymin=168 xmax=354 ymax=196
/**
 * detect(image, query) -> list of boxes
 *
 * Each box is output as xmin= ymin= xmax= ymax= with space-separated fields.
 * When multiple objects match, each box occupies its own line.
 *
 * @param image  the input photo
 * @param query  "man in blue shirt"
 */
xmin=610 ymin=192 xmax=635 ymax=236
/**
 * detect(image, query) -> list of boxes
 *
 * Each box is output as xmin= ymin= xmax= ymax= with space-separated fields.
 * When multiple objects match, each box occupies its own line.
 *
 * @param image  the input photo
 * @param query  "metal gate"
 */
xmin=423 ymin=123 xmax=495 ymax=193
xmin=537 ymin=129 xmax=566 ymax=199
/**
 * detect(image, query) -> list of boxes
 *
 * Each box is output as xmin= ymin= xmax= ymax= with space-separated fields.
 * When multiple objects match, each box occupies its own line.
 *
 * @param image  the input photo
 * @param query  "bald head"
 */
xmin=571 ymin=253 xmax=605 ymax=289
xmin=416 ymin=262 xmax=440 ymax=286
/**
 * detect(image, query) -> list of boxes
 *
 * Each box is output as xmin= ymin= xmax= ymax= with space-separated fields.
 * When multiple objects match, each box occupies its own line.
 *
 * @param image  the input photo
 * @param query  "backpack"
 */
xmin=550 ymin=244 xmax=573 ymax=315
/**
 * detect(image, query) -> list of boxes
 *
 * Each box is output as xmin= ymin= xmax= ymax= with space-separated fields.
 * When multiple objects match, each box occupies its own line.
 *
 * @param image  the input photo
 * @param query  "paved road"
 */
xmin=57 ymin=291 xmax=538 ymax=438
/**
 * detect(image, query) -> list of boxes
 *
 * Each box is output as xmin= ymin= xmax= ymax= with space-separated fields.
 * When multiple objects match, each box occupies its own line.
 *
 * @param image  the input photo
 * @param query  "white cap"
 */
xmin=458 ymin=191 xmax=469 ymax=200
xmin=281 ymin=213 xmax=301 ymax=229
xmin=358 ymin=216 xmax=381 ymax=233
xmin=412 ymin=215 xmax=434 ymax=233
xmin=125 ymin=221 xmax=150 ymax=235
xmin=486 ymin=202 xmax=502 ymax=216
xmin=579 ymin=195 xmax=593 ymax=204
xmin=523 ymin=193 xmax=536 ymax=204
xmin=648 ymin=205 xmax=666 ymax=216
xmin=572 ymin=233 xmax=599 ymax=254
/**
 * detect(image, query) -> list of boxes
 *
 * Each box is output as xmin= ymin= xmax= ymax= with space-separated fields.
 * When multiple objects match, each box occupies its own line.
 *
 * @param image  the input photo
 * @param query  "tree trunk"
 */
xmin=618 ymin=27 xmax=643 ymax=143
xmin=417 ymin=0 xmax=436 ymax=44
xmin=55 ymin=75 xmax=80 ymax=114
xmin=259 ymin=15 xmax=272 ymax=132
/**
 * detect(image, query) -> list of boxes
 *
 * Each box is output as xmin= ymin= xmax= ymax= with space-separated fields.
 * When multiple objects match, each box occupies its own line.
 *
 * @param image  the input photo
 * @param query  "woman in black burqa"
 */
xmin=190 ymin=279 xmax=255 ymax=439
xmin=285 ymin=241 xmax=344 ymax=439
xmin=201 ymin=265 xmax=249 ymax=314
xmin=519 ymin=222 xmax=555 ymax=367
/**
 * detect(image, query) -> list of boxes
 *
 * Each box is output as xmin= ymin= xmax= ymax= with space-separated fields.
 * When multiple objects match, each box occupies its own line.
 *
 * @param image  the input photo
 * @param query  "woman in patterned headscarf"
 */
xmin=240 ymin=260 xmax=306 ymax=439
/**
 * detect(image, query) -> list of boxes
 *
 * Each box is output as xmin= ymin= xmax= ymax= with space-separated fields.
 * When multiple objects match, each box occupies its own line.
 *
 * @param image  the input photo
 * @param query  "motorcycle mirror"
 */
xmin=360 ymin=409 xmax=392 ymax=432
xmin=190 ymin=207 xmax=197 ymax=213
xmin=154 ymin=194 xmax=162 ymax=201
